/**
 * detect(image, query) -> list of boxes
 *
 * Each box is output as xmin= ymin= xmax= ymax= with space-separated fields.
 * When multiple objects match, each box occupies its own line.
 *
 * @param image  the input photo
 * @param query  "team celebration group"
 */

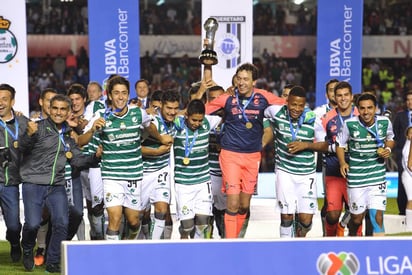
xmin=0 ymin=62 xmax=412 ymax=273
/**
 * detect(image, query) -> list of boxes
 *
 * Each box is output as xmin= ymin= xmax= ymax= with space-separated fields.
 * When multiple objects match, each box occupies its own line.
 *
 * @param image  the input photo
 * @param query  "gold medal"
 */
xmin=65 ymin=151 xmax=73 ymax=160
xmin=13 ymin=140 xmax=18 ymax=149
xmin=183 ymin=157 xmax=190 ymax=165
xmin=377 ymin=147 xmax=384 ymax=155
xmin=245 ymin=122 xmax=253 ymax=129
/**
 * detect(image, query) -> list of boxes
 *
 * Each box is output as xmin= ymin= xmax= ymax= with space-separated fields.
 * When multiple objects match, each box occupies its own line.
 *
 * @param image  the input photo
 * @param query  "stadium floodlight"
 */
xmin=293 ymin=0 xmax=305 ymax=4
xmin=156 ymin=0 xmax=165 ymax=6
xmin=253 ymin=0 xmax=259 ymax=5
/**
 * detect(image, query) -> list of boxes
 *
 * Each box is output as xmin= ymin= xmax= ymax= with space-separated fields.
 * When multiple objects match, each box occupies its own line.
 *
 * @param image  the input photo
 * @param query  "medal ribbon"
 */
xmin=158 ymin=109 xmax=173 ymax=134
xmin=184 ymin=123 xmax=198 ymax=158
xmin=288 ymin=111 xmax=304 ymax=141
xmin=336 ymin=107 xmax=354 ymax=129
xmin=0 ymin=117 xmax=19 ymax=145
xmin=359 ymin=116 xmax=384 ymax=147
xmin=235 ymin=89 xmax=255 ymax=124
xmin=59 ymin=124 xmax=70 ymax=152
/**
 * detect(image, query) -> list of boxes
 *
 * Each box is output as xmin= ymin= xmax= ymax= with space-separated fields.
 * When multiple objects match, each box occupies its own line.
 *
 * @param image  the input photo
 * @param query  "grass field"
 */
xmin=0 ymin=198 xmax=406 ymax=274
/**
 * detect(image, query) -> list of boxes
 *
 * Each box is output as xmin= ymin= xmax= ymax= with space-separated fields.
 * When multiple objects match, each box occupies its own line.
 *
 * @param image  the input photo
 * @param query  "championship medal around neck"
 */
xmin=183 ymin=157 xmax=190 ymax=165
xmin=13 ymin=140 xmax=18 ymax=149
xmin=377 ymin=147 xmax=385 ymax=155
xmin=245 ymin=121 xmax=253 ymax=129
xmin=65 ymin=151 xmax=73 ymax=160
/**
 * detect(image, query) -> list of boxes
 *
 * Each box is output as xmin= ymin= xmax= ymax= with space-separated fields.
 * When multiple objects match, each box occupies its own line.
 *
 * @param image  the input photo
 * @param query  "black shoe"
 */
xmin=10 ymin=243 xmax=22 ymax=262
xmin=23 ymin=249 xmax=34 ymax=271
xmin=45 ymin=263 xmax=61 ymax=273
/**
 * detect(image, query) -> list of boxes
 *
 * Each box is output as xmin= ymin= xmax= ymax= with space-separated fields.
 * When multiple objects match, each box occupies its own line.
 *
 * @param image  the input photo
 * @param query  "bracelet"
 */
xmin=385 ymin=147 xmax=392 ymax=153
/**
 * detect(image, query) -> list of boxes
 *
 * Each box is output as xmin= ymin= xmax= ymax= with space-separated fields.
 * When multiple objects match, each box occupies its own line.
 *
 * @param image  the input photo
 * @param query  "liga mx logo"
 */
xmin=317 ymin=252 xmax=360 ymax=275
xmin=0 ymin=16 xmax=18 ymax=64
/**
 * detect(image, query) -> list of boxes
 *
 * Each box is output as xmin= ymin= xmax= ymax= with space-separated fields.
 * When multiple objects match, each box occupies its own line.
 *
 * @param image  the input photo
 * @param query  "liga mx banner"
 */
xmin=88 ymin=0 xmax=140 ymax=99
xmin=0 ymin=0 xmax=29 ymax=115
xmin=316 ymin=0 xmax=363 ymax=106
xmin=202 ymin=0 xmax=253 ymax=89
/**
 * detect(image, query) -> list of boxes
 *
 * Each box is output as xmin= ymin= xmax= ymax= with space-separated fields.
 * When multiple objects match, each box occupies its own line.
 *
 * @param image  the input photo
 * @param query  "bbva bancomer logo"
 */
xmin=317 ymin=252 xmax=360 ymax=275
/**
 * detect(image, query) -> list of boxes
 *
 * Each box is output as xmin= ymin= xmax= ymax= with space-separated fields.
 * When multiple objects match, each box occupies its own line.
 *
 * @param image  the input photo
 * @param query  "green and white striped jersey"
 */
xmin=174 ymin=115 xmax=221 ymax=185
xmin=88 ymin=106 xmax=151 ymax=181
xmin=142 ymin=115 xmax=176 ymax=173
xmin=336 ymin=115 xmax=394 ymax=187
xmin=208 ymin=123 xmax=223 ymax=177
xmin=266 ymin=105 xmax=318 ymax=175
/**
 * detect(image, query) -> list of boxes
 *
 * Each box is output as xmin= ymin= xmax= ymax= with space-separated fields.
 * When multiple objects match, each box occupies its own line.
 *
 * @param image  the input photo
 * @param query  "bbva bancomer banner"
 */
xmin=88 ymin=0 xmax=140 ymax=99
xmin=316 ymin=0 xmax=363 ymax=106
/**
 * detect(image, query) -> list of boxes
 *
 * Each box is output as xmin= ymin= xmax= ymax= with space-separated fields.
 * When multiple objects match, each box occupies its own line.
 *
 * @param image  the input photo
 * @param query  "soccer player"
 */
xmin=88 ymin=76 xmax=172 ymax=240
xmin=206 ymin=85 xmax=226 ymax=238
xmin=174 ymin=99 xmax=221 ymax=239
xmin=336 ymin=93 xmax=395 ymax=236
xmin=202 ymin=63 xmax=285 ymax=238
xmin=265 ymin=86 xmax=326 ymax=237
xmin=141 ymin=89 xmax=180 ymax=239
xmin=321 ymin=81 xmax=359 ymax=236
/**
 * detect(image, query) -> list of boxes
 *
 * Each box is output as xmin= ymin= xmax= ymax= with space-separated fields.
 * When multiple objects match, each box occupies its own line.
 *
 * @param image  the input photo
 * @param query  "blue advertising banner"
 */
xmin=315 ymin=0 xmax=363 ymax=107
xmin=88 ymin=0 xmax=140 ymax=98
xmin=63 ymin=238 xmax=412 ymax=275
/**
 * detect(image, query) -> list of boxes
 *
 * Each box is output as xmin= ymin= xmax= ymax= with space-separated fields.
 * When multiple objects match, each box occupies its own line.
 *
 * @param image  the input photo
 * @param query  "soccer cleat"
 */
xmin=45 ymin=263 xmax=61 ymax=273
xmin=10 ymin=243 xmax=22 ymax=262
xmin=23 ymin=249 xmax=34 ymax=271
xmin=34 ymin=247 xmax=45 ymax=266
xmin=336 ymin=223 xmax=345 ymax=237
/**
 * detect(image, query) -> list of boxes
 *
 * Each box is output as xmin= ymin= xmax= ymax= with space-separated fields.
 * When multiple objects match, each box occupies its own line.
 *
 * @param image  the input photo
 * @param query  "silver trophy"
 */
xmin=199 ymin=17 xmax=219 ymax=65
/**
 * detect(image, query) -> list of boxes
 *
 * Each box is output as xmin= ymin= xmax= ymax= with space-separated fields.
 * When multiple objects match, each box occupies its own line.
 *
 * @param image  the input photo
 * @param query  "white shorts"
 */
xmin=141 ymin=166 xmax=172 ymax=209
xmin=211 ymin=174 xmax=226 ymax=211
xmin=348 ymin=184 xmax=387 ymax=215
xmin=275 ymin=169 xmax=318 ymax=214
xmin=81 ymin=168 xmax=104 ymax=208
xmin=103 ymin=179 xmax=143 ymax=211
xmin=175 ymin=181 xmax=213 ymax=221
xmin=402 ymin=171 xmax=412 ymax=201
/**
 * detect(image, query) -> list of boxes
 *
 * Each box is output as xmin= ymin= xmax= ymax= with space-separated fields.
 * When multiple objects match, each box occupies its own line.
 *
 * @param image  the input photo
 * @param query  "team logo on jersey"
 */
xmin=132 ymin=116 xmax=138 ymax=123
xmin=105 ymin=192 xmax=113 ymax=202
xmin=317 ymin=252 xmax=360 ymax=275
xmin=182 ymin=205 xmax=190 ymax=215
xmin=0 ymin=17 xmax=18 ymax=64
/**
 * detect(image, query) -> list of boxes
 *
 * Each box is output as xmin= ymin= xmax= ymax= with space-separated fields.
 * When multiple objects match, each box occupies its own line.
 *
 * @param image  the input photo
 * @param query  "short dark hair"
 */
xmin=326 ymin=79 xmax=339 ymax=93
xmin=187 ymin=99 xmax=205 ymax=116
xmin=289 ymin=86 xmax=306 ymax=98
xmin=135 ymin=79 xmax=149 ymax=89
xmin=334 ymin=81 xmax=352 ymax=94
xmin=107 ymin=76 xmax=130 ymax=95
xmin=356 ymin=92 xmax=377 ymax=107
xmin=236 ymin=63 xmax=259 ymax=81
xmin=0 ymin=83 xmax=16 ymax=99
xmin=40 ymin=88 xmax=58 ymax=100
xmin=208 ymin=86 xmax=224 ymax=93
xmin=67 ymin=83 xmax=87 ymax=100
xmin=50 ymin=94 xmax=72 ymax=109
xmin=162 ymin=89 xmax=180 ymax=104
xmin=150 ymin=90 xmax=163 ymax=102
